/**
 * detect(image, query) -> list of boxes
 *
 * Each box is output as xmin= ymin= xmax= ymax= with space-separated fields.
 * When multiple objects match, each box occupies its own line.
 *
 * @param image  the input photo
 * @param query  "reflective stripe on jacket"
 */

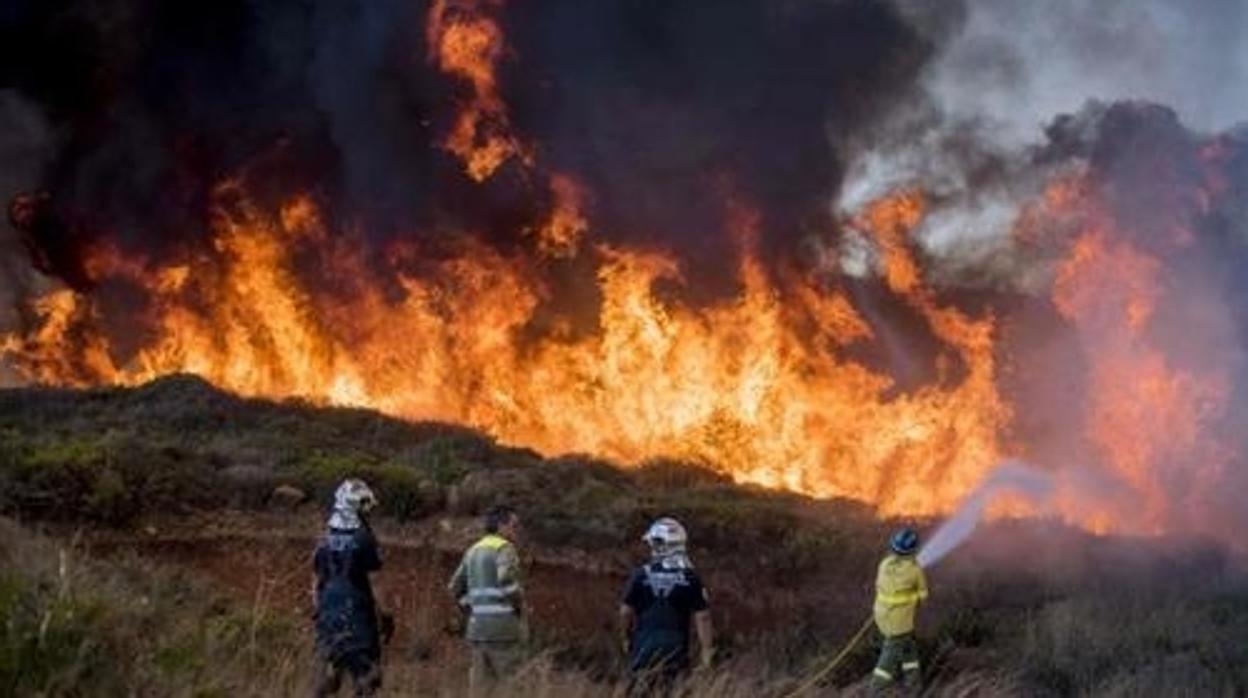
xmin=448 ymin=534 xmax=523 ymax=642
xmin=873 ymin=554 xmax=928 ymax=637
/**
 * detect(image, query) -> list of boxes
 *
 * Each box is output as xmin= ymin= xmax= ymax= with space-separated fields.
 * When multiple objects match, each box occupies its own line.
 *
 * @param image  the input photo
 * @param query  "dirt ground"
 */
xmin=81 ymin=511 xmax=755 ymax=683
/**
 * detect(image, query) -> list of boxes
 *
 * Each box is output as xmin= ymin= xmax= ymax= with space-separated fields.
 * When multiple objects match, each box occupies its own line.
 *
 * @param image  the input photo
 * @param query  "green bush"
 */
xmin=0 ymin=379 xmax=874 ymax=564
xmin=0 ymin=432 xmax=220 ymax=524
xmin=368 ymin=462 xmax=440 ymax=520
xmin=400 ymin=434 xmax=501 ymax=486
xmin=297 ymin=450 xmax=381 ymax=489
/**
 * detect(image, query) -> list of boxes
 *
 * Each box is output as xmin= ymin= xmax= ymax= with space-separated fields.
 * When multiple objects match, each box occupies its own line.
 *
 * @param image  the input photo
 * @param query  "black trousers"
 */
xmin=313 ymin=649 xmax=381 ymax=698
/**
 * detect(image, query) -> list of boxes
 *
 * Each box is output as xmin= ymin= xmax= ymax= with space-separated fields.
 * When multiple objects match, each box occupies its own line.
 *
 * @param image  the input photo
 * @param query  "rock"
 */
xmin=219 ymin=464 xmax=275 ymax=486
xmin=450 ymin=468 xmax=537 ymax=515
xmin=270 ymin=485 xmax=307 ymax=509
xmin=219 ymin=464 xmax=279 ymax=508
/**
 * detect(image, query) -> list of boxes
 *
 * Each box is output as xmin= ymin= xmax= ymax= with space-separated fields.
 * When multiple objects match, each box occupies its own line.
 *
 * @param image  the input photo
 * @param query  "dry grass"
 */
xmin=0 ymin=517 xmax=304 ymax=696
xmin=0 ymin=515 xmax=826 ymax=697
xmin=9 ymin=513 xmax=1248 ymax=697
xmin=1017 ymin=589 xmax=1247 ymax=697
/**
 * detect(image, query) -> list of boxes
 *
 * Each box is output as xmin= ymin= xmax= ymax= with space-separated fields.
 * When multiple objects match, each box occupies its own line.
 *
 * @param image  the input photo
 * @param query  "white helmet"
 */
xmin=328 ymin=479 xmax=378 ymax=530
xmin=643 ymin=517 xmax=688 ymax=558
xmin=336 ymin=478 xmax=378 ymax=512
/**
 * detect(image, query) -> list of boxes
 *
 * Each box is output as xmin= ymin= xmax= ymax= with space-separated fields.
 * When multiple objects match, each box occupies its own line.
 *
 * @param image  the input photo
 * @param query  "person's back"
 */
xmin=448 ymin=506 xmax=526 ymax=697
xmin=870 ymin=528 xmax=927 ymax=695
xmin=458 ymin=533 xmax=523 ymax=643
xmin=619 ymin=517 xmax=713 ymax=696
xmin=873 ymin=553 xmax=925 ymax=637
xmin=313 ymin=479 xmax=383 ymax=698
xmin=314 ymin=526 xmax=382 ymax=657
xmin=623 ymin=559 xmax=708 ymax=672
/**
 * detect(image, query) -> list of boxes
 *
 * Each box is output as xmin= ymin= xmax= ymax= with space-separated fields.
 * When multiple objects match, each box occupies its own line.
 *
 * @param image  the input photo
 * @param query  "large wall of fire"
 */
xmin=1 ymin=0 xmax=1245 ymax=538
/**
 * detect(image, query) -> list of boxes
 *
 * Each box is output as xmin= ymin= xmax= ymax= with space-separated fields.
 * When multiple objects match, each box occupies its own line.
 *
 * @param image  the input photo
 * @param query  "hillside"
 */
xmin=1 ymin=376 xmax=1247 ymax=696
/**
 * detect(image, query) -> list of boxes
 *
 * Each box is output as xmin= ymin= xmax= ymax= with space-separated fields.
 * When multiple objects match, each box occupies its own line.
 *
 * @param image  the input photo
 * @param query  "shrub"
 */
xmin=367 ymin=462 xmax=440 ymax=520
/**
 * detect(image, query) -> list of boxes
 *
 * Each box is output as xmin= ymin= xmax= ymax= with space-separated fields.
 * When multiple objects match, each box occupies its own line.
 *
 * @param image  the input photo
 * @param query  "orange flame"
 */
xmin=0 ymin=188 xmax=1010 ymax=517
xmin=535 ymin=173 xmax=589 ymax=257
xmin=427 ymin=0 xmax=523 ymax=181
xmin=1046 ymin=198 xmax=1232 ymax=533
xmin=7 ymin=163 xmax=1235 ymax=538
xmin=1 ymin=289 xmax=116 ymax=386
xmin=858 ymin=190 xmax=924 ymax=295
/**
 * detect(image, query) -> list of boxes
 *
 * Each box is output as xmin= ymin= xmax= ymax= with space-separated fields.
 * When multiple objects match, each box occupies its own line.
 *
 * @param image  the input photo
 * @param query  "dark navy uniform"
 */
xmin=621 ymin=561 xmax=709 ymax=680
xmin=313 ymin=526 xmax=382 ymax=696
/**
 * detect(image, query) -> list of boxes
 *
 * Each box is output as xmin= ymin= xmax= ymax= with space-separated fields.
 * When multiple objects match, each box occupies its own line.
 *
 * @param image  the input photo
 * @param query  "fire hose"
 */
xmin=780 ymin=616 xmax=874 ymax=698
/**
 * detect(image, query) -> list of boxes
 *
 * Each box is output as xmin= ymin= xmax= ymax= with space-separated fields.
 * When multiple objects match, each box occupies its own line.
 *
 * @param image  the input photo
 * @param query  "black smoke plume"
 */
xmin=1 ymin=0 xmax=937 ymax=290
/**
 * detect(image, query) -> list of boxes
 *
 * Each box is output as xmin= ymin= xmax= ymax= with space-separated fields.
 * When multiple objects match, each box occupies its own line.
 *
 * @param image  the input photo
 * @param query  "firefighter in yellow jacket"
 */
xmin=448 ymin=505 xmax=525 ymax=698
xmin=872 ymin=528 xmax=927 ymax=694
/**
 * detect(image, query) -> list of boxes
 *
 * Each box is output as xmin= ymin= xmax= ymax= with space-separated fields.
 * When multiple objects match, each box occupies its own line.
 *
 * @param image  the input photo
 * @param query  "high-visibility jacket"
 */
xmin=873 ymin=553 xmax=927 ymax=637
xmin=448 ymin=534 xmax=523 ymax=642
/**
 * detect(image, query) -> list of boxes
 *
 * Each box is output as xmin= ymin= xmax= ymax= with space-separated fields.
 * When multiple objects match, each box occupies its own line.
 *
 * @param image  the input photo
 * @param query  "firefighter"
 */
xmin=448 ymin=505 xmax=526 ymax=697
xmin=312 ymin=479 xmax=385 ymax=698
xmin=619 ymin=517 xmax=714 ymax=696
xmin=871 ymin=527 xmax=927 ymax=695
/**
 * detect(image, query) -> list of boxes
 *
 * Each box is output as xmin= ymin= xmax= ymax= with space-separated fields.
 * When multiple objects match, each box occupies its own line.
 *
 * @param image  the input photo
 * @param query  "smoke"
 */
xmin=502 ymin=0 xmax=935 ymax=278
xmin=0 ymin=91 xmax=56 ymax=349
xmin=926 ymin=0 xmax=1248 ymax=144
xmin=1043 ymin=104 xmax=1248 ymax=541
xmin=825 ymin=0 xmax=1248 ymax=544
xmin=0 ymin=0 xmax=942 ymax=288
xmin=839 ymin=0 xmax=1248 ymax=279
xmin=918 ymin=460 xmax=1054 ymax=568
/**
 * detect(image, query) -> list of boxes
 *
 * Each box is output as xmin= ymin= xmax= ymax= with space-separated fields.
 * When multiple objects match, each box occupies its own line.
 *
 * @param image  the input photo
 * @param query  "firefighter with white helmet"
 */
xmin=619 ymin=516 xmax=714 ymax=695
xmin=312 ymin=478 xmax=385 ymax=697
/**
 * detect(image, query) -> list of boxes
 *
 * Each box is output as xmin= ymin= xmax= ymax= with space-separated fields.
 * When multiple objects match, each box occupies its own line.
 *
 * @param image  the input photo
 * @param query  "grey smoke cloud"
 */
xmin=928 ymin=0 xmax=1248 ymax=143
xmin=0 ymin=93 xmax=54 ymax=292
xmin=0 ymin=90 xmax=56 ymax=385
xmin=839 ymin=0 xmax=1248 ymax=281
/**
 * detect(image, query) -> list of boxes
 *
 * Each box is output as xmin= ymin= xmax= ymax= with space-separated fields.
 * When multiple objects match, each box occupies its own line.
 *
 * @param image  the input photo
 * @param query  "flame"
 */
xmin=427 ymin=0 xmax=523 ymax=181
xmin=1 ymin=289 xmax=116 ymax=385
xmin=858 ymin=190 xmax=924 ymax=295
xmin=1049 ymin=210 xmax=1231 ymax=533
xmin=535 ymin=174 xmax=589 ymax=257
xmin=426 ymin=1 xmax=590 ymax=259
xmin=0 ymin=188 xmax=1012 ymax=517
xmin=4 ymin=162 xmax=1236 ymax=536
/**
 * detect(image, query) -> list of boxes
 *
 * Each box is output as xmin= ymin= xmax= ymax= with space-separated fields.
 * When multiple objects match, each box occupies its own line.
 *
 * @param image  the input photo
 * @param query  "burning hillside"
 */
xmin=1 ymin=1 xmax=1246 ymax=539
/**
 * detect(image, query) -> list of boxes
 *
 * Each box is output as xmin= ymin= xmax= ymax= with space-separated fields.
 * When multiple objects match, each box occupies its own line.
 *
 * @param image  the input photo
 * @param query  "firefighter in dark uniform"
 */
xmin=619 ymin=517 xmax=714 ymax=696
xmin=312 ymin=479 xmax=384 ymax=697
